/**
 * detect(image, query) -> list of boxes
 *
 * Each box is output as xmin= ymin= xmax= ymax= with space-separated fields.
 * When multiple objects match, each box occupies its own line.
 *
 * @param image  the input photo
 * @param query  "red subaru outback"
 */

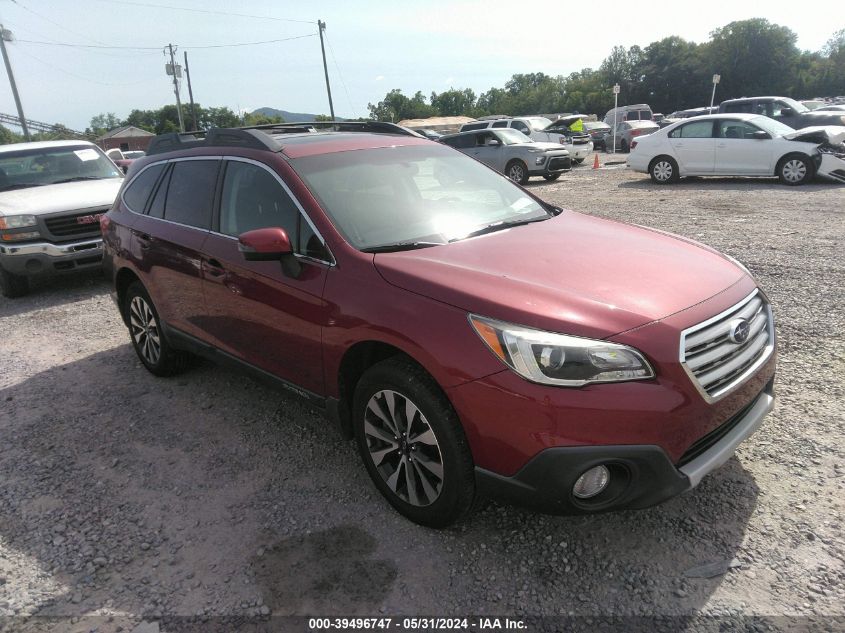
xmin=102 ymin=122 xmax=776 ymax=527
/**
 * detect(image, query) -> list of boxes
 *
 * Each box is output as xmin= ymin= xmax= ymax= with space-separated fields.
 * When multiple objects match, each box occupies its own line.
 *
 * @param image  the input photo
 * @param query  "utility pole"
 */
xmin=166 ymin=43 xmax=185 ymax=133
xmin=317 ymin=20 xmax=335 ymax=121
xmin=183 ymin=51 xmax=197 ymax=132
xmin=0 ymin=25 xmax=30 ymax=141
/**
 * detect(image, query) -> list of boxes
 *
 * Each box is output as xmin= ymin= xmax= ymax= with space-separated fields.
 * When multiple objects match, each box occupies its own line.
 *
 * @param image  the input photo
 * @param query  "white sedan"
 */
xmin=626 ymin=113 xmax=845 ymax=186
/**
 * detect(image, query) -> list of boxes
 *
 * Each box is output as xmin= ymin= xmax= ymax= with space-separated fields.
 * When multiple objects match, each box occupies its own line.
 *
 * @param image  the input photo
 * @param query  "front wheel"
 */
xmin=505 ymin=160 xmax=529 ymax=185
xmin=573 ymin=158 xmax=585 ymax=164
xmin=649 ymin=156 xmax=680 ymax=184
xmin=0 ymin=266 xmax=29 ymax=298
xmin=543 ymin=173 xmax=561 ymax=181
xmin=777 ymin=154 xmax=813 ymax=186
xmin=353 ymin=357 xmax=476 ymax=528
xmin=124 ymin=281 xmax=191 ymax=376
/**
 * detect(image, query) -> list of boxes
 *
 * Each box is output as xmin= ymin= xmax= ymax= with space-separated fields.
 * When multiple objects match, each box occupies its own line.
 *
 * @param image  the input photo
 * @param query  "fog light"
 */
xmin=573 ymin=465 xmax=610 ymax=499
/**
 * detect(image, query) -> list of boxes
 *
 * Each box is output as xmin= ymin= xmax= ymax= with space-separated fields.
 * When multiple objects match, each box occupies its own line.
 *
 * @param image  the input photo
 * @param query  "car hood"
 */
xmin=543 ymin=115 xmax=584 ymax=130
xmin=519 ymin=141 xmax=569 ymax=154
xmin=782 ymin=125 xmax=845 ymax=145
xmin=0 ymin=178 xmax=123 ymax=216
xmin=373 ymin=211 xmax=747 ymax=339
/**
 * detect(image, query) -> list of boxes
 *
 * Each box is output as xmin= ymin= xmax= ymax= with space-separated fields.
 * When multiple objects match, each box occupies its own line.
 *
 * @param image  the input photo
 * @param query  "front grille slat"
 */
xmin=680 ymin=290 xmax=774 ymax=399
xmin=42 ymin=209 xmax=107 ymax=240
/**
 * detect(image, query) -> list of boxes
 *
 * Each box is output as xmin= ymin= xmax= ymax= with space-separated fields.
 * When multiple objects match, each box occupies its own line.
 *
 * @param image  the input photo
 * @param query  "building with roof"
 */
xmin=98 ymin=126 xmax=155 ymax=152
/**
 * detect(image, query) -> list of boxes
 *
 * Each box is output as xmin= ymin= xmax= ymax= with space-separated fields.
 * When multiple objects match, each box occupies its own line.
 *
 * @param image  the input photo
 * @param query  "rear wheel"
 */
xmin=0 ymin=266 xmax=29 ymax=298
xmin=124 ymin=281 xmax=191 ymax=376
xmin=649 ymin=156 xmax=679 ymax=184
xmin=777 ymin=154 xmax=813 ymax=186
xmin=505 ymin=160 xmax=529 ymax=185
xmin=353 ymin=357 xmax=475 ymax=528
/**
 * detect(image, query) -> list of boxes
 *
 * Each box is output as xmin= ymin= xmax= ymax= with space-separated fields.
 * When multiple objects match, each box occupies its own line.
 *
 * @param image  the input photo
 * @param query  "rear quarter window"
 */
xmin=122 ymin=163 xmax=165 ymax=213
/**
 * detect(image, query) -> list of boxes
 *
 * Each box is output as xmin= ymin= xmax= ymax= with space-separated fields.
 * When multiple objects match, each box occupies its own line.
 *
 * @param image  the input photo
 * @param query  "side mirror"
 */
xmin=751 ymin=130 xmax=770 ymax=140
xmin=238 ymin=227 xmax=301 ymax=277
xmin=779 ymin=107 xmax=794 ymax=117
xmin=487 ymin=139 xmax=502 ymax=146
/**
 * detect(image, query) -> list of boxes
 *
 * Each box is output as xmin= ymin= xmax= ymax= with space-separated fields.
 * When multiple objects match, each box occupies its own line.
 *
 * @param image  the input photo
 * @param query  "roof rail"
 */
xmin=146 ymin=128 xmax=284 ymax=156
xmin=146 ymin=120 xmax=420 ymax=156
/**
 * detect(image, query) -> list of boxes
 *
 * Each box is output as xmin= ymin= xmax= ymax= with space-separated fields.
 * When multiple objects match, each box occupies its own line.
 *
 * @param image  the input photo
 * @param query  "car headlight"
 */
xmin=469 ymin=315 xmax=655 ymax=387
xmin=0 ymin=214 xmax=37 ymax=229
xmin=535 ymin=156 xmax=546 ymax=165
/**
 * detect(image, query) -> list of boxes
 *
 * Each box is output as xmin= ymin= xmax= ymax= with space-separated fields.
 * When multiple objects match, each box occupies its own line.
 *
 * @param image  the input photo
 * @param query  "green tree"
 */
xmin=87 ymin=113 xmax=124 ymax=137
xmin=430 ymin=88 xmax=476 ymax=116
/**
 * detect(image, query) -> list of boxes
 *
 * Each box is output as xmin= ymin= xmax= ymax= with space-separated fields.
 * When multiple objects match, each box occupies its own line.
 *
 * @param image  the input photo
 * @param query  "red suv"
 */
xmin=102 ymin=122 xmax=776 ymax=527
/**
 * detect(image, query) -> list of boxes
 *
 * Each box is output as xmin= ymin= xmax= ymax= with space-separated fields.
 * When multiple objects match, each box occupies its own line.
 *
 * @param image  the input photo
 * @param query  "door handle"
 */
xmin=204 ymin=258 xmax=225 ymax=277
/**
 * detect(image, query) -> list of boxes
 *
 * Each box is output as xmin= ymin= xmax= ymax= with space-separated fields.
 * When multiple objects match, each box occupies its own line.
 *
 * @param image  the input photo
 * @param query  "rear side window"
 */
xmin=670 ymin=121 xmax=713 ymax=138
xmin=164 ymin=160 xmax=219 ymax=229
xmin=461 ymin=123 xmax=487 ymax=131
xmin=491 ymin=121 xmax=508 ymax=128
xmin=122 ymin=163 xmax=165 ymax=212
xmin=443 ymin=135 xmax=474 ymax=149
xmin=724 ymin=102 xmax=752 ymax=114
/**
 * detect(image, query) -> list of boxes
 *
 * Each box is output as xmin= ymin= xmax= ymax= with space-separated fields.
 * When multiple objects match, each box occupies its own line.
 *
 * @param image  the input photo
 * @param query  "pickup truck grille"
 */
xmin=42 ymin=209 xmax=108 ymax=241
xmin=680 ymin=290 xmax=774 ymax=400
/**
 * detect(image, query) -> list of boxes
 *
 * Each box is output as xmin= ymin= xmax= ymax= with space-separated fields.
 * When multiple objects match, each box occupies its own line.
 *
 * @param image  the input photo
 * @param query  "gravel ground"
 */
xmin=1 ymin=160 xmax=843 ymax=633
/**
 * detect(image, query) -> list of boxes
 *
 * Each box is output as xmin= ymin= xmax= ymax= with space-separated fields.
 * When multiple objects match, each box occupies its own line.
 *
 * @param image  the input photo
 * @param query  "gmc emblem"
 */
xmin=77 ymin=213 xmax=105 ymax=225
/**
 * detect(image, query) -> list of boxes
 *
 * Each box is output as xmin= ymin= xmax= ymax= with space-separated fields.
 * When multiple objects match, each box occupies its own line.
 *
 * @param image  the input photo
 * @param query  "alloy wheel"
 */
xmin=508 ymin=163 xmax=525 ymax=183
xmin=129 ymin=296 xmax=161 ymax=365
xmin=363 ymin=389 xmax=444 ymax=507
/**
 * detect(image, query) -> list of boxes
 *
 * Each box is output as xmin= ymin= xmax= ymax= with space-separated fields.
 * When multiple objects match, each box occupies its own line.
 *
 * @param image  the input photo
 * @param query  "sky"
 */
xmin=0 ymin=0 xmax=842 ymax=132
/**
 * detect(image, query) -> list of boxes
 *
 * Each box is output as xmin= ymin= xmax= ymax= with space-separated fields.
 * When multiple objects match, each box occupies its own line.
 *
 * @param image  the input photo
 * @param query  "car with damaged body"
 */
xmin=440 ymin=128 xmax=571 ymax=183
xmin=0 ymin=140 xmax=123 ymax=297
xmin=102 ymin=122 xmax=776 ymax=527
xmin=627 ymin=113 xmax=845 ymax=185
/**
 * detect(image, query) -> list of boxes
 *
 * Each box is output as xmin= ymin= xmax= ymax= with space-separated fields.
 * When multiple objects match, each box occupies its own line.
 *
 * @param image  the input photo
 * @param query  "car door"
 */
xmin=714 ymin=119 xmax=775 ymax=175
xmin=199 ymin=158 xmax=332 ymax=395
xmin=470 ymin=132 xmax=504 ymax=171
xmin=667 ymin=120 xmax=716 ymax=174
xmin=130 ymin=157 xmax=219 ymax=340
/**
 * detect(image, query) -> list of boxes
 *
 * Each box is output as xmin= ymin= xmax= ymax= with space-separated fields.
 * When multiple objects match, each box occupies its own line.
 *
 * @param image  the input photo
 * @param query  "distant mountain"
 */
xmin=252 ymin=107 xmax=327 ymax=122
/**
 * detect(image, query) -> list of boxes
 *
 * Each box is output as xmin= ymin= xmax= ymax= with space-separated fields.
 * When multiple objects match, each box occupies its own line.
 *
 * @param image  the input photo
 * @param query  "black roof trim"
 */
xmin=146 ymin=121 xmax=420 ymax=156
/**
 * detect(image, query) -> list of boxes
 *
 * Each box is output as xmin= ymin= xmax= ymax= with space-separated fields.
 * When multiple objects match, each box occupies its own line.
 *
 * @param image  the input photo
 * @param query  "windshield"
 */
xmin=750 ymin=115 xmax=795 ymax=137
xmin=291 ymin=144 xmax=550 ymax=251
xmin=781 ymin=98 xmax=809 ymax=114
xmin=526 ymin=117 xmax=553 ymax=131
xmin=497 ymin=129 xmax=533 ymax=144
xmin=0 ymin=145 xmax=122 ymax=192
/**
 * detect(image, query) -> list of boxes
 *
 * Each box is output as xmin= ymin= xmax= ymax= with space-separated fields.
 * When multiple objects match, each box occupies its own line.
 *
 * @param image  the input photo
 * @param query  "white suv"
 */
xmin=460 ymin=116 xmax=594 ymax=162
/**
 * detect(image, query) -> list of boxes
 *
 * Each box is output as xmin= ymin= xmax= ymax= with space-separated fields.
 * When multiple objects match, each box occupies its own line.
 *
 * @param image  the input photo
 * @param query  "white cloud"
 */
xmin=374 ymin=75 xmax=385 ymax=81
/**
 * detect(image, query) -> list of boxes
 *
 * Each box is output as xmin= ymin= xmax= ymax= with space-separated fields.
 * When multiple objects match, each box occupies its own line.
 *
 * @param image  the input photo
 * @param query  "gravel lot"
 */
xmin=1 ymin=160 xmax=843 ymax=633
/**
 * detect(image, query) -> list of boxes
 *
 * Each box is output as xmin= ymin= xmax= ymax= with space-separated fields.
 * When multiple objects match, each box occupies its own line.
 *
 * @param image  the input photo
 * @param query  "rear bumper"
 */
xmin=476 ymin=383 xmax=774 ymax=514
xmin=0 ymin=238 xmax=103 ymax=275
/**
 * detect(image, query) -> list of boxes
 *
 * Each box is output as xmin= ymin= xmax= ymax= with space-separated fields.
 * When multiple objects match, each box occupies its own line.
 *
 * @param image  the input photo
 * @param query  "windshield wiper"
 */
xmin=51 ymin=176 xmax=107 ymax=184
xmin=0 ymin=183 xmax=47 ymax=191
xmin=452 ymin=215 xmax=551 ymax=241
xmin=361 ymin=241 xmax=444 ymax=253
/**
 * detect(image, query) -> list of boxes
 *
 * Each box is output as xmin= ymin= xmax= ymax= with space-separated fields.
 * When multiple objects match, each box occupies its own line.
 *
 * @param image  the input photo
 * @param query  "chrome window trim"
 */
xmin=218 ymin=156 xmax=336 ymax=267
xmin=678 ymin=288 xmax=775 ymax=403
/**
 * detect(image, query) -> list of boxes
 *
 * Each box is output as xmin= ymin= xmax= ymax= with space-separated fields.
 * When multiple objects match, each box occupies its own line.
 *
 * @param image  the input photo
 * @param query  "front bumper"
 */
xmin=475 ymin=382 xmax=774 ymax=514
xmin=0 ymin=237 xmax=104 ymax=275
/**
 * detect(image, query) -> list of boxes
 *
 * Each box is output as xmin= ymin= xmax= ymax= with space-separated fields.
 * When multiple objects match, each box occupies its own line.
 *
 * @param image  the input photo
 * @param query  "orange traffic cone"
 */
xmin=592 ymin=154 xmax=600 ymax=170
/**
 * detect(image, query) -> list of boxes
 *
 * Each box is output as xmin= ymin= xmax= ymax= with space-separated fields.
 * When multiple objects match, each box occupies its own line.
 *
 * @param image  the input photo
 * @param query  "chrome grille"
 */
xmin=41 ymin=208 xmax=108 ymax=241
xmin=680 ymin=290 xmax=774 ymax=400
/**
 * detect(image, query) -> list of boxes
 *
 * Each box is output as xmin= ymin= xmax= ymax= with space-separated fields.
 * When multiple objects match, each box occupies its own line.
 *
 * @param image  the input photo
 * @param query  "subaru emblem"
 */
xmin=728 ymin=318 xmax=751 ymax=344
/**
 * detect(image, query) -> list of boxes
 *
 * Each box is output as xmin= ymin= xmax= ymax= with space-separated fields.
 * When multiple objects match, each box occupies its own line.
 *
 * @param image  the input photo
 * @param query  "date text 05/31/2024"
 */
xmin=308 ymin=617 xmax=527 ymax=630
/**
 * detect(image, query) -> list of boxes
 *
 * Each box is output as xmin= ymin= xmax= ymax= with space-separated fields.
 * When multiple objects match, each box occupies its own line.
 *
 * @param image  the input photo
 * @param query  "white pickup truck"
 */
xmin=0 ymin=140 xmax=123 ymax=298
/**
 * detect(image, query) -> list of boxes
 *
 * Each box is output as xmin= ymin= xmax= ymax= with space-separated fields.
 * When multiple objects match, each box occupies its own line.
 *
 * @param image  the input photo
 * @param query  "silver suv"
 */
xmin=440 ymin=128 xmax=571 ymax=183
xmin=0 ymin=140 xmax=123 ymax=297
xmin=460 ymin=116 xmax=593 ymax=162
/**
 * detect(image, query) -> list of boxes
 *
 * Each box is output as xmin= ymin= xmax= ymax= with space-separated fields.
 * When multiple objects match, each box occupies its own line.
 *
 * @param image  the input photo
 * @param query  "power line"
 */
xmin=324 ymin=31 xmax=359 ymax=118
xmin=10 ymin=0 xmax=111 ymax=46
xmin=12 ymin=45 xmax=160 ymax=87
xmin=15 ymin=33 xmax=317 ymax=51
xmin=91 ymin=0 xmax=317 ymax=25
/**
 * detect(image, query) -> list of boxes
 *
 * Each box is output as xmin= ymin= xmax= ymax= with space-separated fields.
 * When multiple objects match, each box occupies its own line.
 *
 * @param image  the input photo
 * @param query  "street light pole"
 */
xmin=710 ymin=74 xmax=721 ymax=110
xmin=0 ymin=26 xmax=30 ymax=141
xmin=612 ymin=83 xmax=620 ymax=154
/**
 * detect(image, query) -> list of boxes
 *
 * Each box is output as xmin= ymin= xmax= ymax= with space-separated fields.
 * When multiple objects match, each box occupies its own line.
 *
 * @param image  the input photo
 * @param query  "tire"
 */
xmin=573 ymin=158 xmax=585 ymax=164
xmin=649 ymin=156 xmax=680 ymax=184
xmin=777 ymin=154 xmax=813 ymax=186
xmin=621 ymin=139 xmax=629 ymax=153
xmin=124 ymin=281 xmax=191 ymax=376
xmin=0 ymin=266 xmax=29 ymax=298
xmin=353 ymin=357 xmax=476 ymax=528
xmin=543 ymin=173 xmax=561 ymax=181
xmin=505 ymin=160 xmax=529 ymax=185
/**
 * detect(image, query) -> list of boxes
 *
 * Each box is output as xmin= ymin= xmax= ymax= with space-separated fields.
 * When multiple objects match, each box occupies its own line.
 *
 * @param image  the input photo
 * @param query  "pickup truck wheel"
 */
xmin=573 ymin=158 xmax=585 ymax=164
xmin=353 ymin=357 xmax=476 ymax=528
xmin=543 ymin=173 xmax=561 ymax=181
xmin=777 ymin=154 xmax=813 ymax=186
xmin=505 ymin=160 xmax=529 ymax=185
xmin=0 ymin=266 xmax=29 ymax=298
xmin=649 ymin=156 xmax=680 ymax=184
xmin=124 ymin=282 xmax=191 ymax=376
